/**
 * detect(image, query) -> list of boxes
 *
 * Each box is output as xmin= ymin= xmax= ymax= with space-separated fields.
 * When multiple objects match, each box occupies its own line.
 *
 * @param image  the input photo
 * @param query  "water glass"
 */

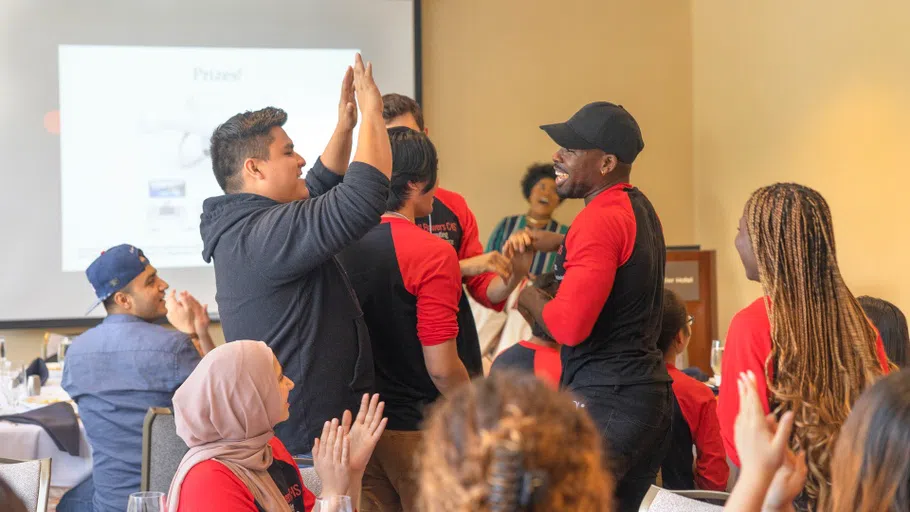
xmin=710 ymin=340 xmax=724 ymax=385
xmin=314 ymin=495 xmax=353 ymax=512
xmin=59 ymin=337 xmax=72 ymax=364
xmin=127 ymin=492 xmax=165 ymax=512
xmin=1 ymin=362 xmax=27 ymax=407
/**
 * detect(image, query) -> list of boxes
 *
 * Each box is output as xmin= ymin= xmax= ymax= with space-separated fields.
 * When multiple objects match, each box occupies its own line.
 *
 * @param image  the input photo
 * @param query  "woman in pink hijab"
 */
xmin=166 ymin=340 xmax=387 ymax=511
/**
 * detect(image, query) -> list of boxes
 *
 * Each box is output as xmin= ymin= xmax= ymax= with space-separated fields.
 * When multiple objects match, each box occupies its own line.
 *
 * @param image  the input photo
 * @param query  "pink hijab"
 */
xmin=166 ymin=340 xmax=290 ymax=512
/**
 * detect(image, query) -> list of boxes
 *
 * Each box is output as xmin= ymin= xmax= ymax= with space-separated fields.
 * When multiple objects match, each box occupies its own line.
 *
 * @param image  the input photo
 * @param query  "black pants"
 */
xmin=572 ymin=382 xmax=672 ymax=512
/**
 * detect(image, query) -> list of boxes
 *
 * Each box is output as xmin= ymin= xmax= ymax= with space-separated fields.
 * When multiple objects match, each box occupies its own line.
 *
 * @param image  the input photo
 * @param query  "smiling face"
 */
xmin=552 ymin=147 xmax=612 ymax=199
xmin=527 ymin=177 xmax=561 ymax=219
xmin=246 ymin=126 xmax=309 ymax=203
xmin=272 ymin=354 xmax=294 ymax=423
xmin=112 ymin=265 xmax=169 ymax=320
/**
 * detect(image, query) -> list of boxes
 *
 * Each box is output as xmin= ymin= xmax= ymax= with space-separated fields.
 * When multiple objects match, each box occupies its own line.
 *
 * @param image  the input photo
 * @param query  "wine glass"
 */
xmin=710 ymin=340 xmax=724 ymax=385
xmin=127 ymin=492 xmax=165 ymax=512
xmin=314 ymin=495 xmax=353 ymax=512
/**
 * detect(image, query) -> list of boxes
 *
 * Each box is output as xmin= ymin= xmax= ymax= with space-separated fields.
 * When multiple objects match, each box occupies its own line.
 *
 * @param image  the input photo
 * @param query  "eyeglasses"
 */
xmin=686 ymin=315 xmax=695 ymax=327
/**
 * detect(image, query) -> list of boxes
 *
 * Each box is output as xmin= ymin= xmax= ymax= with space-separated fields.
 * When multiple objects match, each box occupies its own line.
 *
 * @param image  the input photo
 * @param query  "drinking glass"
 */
xmin=710 ymin=340 xmax=724 ymax=385
xmin=1 ymin=362 xmax=27 ymax=407
xmin=59 ymin=337 xmax=72 ymax=365
xmin=314 ymin=495 xmax=353 ymax=512
xmin=127 ymin=492 xmax=165 ymax=512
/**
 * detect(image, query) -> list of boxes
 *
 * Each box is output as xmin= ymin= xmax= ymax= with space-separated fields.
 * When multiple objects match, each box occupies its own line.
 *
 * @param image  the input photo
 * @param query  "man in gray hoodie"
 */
xmin=199 ymin=54 xmax=392 ymax=454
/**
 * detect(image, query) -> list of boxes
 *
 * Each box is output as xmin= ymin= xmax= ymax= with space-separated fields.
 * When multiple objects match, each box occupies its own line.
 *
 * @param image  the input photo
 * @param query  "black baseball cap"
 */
xmin=540 ymin=102 xmax=644 ymax=164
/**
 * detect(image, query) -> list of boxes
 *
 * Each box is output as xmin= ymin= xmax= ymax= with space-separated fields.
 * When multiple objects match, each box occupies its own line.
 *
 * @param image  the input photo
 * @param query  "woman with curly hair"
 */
xmin=417 ymin=372 xmax=612 ymax=512
xmin=718 ymin=183 xmax=891 ymax=509
xmin=486 ymin=163 xmax=570 ymax=276
xmin=477 ymin=164 xmax=571 ymax=360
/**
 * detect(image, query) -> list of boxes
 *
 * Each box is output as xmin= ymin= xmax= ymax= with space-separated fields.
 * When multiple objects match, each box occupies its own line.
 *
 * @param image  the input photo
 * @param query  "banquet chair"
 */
xmin=638 ymin=485 xmax=730 ymax=511
xmin=141 ymin=408 xmax=189 ymax=493
xmin=0 ymin=457 xmax=52 ymax=512
xmin=299 ymin=467 xmax=322 ymax=498
xmin=292 ymin=455 xmax=322 ymax=497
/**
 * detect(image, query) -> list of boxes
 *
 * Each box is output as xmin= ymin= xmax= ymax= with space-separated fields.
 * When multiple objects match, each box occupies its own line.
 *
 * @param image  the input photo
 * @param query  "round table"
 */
xmin=0 ymin=382 xmax=93 ymax=487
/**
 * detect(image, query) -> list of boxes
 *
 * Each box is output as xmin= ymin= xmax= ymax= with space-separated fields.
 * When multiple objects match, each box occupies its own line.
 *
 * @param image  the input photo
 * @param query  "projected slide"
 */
xmin=58 ymin=45 xmax=357 ymax=271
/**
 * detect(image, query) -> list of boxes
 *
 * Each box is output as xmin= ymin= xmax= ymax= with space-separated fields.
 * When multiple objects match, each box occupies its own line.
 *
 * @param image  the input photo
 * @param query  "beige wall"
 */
xmin=0 ymin=326 xmax=227 ymax=364
xmin=692 ymin=0 xmax=910 ymax=336
xmin=2 ymin=1 xmax=697 ymax=353
xmin=421 ymin=0 xmax=695 ymax=246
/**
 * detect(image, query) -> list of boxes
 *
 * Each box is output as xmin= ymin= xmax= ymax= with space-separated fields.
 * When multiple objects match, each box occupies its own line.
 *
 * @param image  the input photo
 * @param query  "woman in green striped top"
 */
xmin=486 ymin=163 xmax=570 ymax=276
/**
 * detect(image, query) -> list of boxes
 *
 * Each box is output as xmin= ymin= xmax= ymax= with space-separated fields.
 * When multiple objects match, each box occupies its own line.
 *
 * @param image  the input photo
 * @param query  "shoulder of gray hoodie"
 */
xmin=199 ymin=158 xmax=390 ymax=282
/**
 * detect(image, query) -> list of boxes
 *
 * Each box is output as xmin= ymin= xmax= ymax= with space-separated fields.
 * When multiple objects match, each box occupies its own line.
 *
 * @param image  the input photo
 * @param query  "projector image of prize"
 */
xmin=148 ymin=180 xmax=187 ymax=198
xmin=4 ymin=0 xmax=419 ymax=321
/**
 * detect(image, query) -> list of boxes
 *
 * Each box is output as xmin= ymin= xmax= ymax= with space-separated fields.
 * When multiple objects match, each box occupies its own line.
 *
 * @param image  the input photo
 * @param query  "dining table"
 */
xmin=0 ymin=364 xmax=93 ymax=487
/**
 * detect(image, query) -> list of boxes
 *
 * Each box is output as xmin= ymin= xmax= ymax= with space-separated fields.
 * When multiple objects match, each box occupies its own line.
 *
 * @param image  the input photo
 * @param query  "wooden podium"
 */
xmin=665 ymin=249 xmax=718 ymax=376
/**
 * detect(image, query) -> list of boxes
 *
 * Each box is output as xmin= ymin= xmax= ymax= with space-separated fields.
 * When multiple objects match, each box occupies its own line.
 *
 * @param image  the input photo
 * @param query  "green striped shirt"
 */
xmin=486 ymin=215 xmax=570 ymax=276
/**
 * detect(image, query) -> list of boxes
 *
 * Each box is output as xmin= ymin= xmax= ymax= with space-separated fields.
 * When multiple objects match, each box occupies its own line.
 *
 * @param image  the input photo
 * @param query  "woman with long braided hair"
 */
xmin=717 ymin=183 xmax=891 ymax=509
xmin=417 ymin=372 xmax=613 ymax=512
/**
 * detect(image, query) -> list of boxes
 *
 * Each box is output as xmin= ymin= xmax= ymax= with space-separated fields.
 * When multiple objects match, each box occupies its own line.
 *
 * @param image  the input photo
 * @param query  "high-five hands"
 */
xmin=337 ymin=66 xmax=357 ymax=131
xmin=352 ymin=53 xmax=382 ymax=119
xmin=350 ymin=52 xmax=392 ymax=177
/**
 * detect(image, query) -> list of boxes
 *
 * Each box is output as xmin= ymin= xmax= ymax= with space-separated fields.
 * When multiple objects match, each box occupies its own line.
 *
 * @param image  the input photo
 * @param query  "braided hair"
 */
xmin=417 ymin=372 xmax=612 ymax=512
xmin=744 ymin=183 xmax=885 ymax=508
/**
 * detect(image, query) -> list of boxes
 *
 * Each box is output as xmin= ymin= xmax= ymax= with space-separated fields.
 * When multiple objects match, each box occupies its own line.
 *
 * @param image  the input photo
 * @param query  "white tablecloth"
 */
xmin=0 ymin=418 xmax=92 ymax=487
xmin=0 ymin=379 xmax=93 ymax=487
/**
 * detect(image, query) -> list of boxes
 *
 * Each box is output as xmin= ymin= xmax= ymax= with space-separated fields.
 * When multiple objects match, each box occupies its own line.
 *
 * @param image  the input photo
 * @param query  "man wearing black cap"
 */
xmin=507 ymin=102 xmax=671 ymax=510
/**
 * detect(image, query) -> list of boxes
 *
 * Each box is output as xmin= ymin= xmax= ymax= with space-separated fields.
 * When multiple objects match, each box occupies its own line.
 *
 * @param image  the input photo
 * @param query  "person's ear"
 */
xmin=113 ymin=291 xmax=132 ymax=311
xmin=600 ymin=154 xmax=618 ymax=176
xmin=243 ymin=157 xmax=265 ymax=182
xmin=673 ymin=331 xmax=686 ymax=352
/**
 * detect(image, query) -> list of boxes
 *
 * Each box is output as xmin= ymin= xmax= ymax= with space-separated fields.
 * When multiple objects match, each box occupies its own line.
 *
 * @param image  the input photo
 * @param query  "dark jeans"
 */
xmin=57 ymin=476 xmax=94 ymax=512
xmin=572 ymin=382 xmax=672 ymax=512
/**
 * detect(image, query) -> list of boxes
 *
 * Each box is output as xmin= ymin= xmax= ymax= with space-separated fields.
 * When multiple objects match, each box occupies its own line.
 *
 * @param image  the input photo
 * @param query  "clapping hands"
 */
xmin=734 ymin=371 xmax=807 ymax=511
xmin=165 ymin=290 xmax=207 ymax=335
xmin=313 ymin=419 xmax=352 ymax=498
xmin=342 ymin=393 xmax=388 ymax=472
xmin=313 ymin=393 xmax=388 ymax=498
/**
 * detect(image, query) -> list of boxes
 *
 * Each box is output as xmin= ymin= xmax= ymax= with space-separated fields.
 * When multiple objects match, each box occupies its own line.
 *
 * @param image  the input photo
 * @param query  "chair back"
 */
xmin=638 ymin=485 xmax=729 ymax=511
xmin=0 ymin=457 xmax=52 ymax=512
xmin=299 ymin=467 xmax=322 ymax=498
xmin=141 ymin=408 xmax=189 ymax=493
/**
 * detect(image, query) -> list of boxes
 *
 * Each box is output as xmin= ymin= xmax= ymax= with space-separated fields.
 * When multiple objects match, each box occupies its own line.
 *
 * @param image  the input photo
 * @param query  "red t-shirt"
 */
xmin=176 ymin=436 xmax=316 ymax=512
xmin=717 ymin=297 xmax=892 ymax=467
xmin=667 ymin=363 xmax=728 ymax=491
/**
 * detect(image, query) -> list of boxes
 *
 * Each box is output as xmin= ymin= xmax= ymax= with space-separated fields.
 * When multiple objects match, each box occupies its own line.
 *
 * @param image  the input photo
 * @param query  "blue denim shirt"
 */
xmin=62 ymin=314 xmax=200 ymax=512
